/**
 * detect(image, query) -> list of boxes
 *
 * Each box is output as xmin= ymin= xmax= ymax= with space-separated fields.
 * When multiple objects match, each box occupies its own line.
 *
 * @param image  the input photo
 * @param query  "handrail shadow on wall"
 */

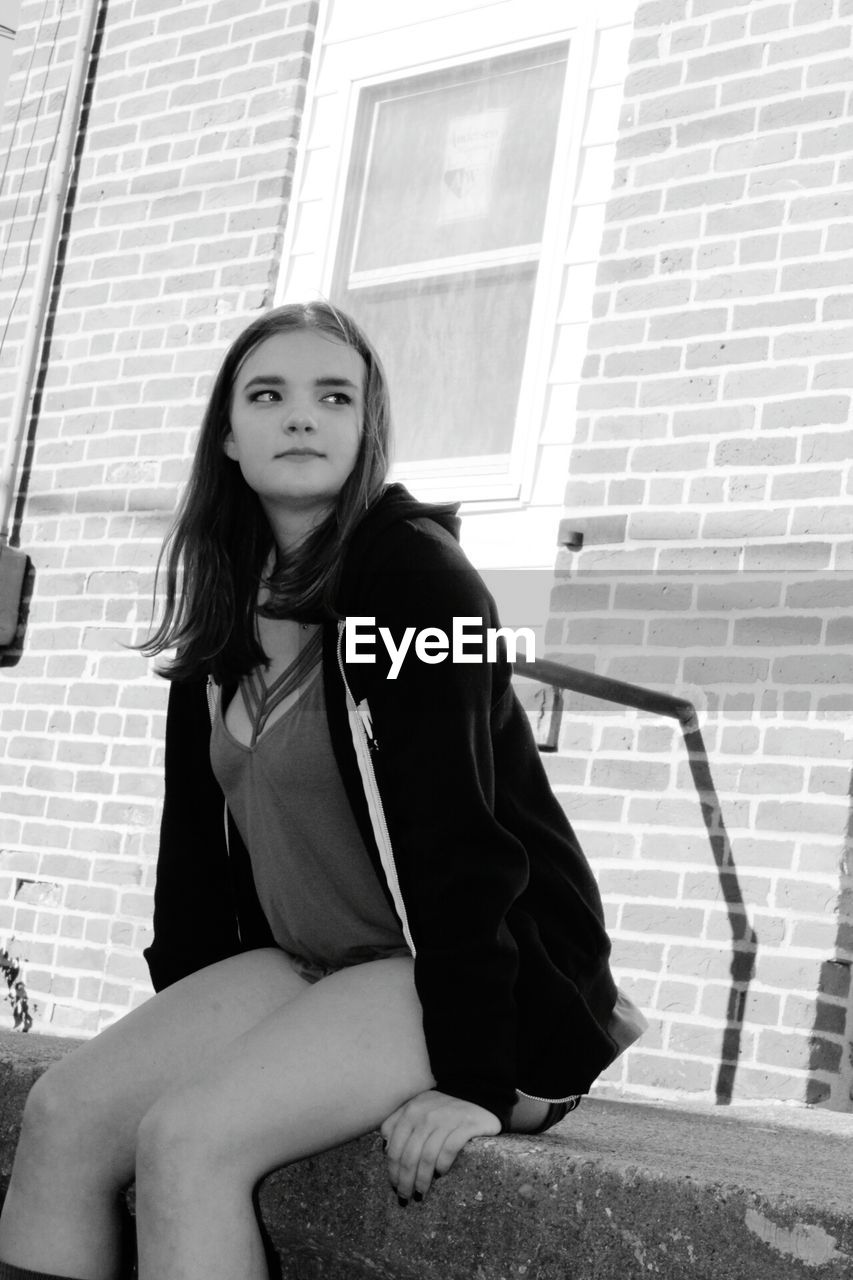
xmin=810 ymin=771 xmax=853 ymax=1106
xmin=514 ymin=656 xmax=758 ymax=1106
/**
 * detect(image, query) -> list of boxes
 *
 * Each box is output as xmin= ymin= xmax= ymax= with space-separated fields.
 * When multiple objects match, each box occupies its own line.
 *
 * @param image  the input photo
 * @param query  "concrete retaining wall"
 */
xmin=1 ymin=1032 xmax=852 ymax=1280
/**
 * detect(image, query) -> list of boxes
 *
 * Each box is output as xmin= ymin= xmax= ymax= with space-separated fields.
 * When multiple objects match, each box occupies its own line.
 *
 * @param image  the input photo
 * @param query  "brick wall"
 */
xmin=0 ymin=0 xmax=318 ymax=1033
xmin=551 ymin=0 xmax=853 ymax=1108
xmin=1 ymin=0 xmax=851 ymax=1115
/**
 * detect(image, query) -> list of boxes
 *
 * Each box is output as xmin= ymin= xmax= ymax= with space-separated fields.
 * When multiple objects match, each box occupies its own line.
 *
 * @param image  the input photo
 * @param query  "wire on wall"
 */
xmin=0 ymin=0 xmax=104 ymax=550
xmin=0 ymin=0 xmax=67 ymax=353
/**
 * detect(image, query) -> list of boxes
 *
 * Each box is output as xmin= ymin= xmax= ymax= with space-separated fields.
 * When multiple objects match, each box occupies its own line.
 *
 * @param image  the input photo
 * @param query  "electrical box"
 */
xmin=0 ymin=544 xmax=27 ymax=645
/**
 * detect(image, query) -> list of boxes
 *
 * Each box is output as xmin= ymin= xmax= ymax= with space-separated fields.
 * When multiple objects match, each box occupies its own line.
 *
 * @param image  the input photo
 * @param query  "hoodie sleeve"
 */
xmin=351 ymin=520 xmax=527 ymax=1128
xmin=143 ymin=678 xmax=243 ymax=992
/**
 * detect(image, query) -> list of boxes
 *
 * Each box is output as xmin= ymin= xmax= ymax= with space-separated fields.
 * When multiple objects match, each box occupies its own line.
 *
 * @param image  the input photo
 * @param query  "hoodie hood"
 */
xmin=357 ymin=482 xmax=460 ymax=544
xmin=334 ymin=483 xmax=461 ymax=612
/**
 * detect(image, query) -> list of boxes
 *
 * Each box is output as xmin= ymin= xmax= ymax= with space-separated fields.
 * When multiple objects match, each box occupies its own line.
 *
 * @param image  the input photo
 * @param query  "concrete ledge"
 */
xmin=1 ymin=1031 xmax=852 ymax=1279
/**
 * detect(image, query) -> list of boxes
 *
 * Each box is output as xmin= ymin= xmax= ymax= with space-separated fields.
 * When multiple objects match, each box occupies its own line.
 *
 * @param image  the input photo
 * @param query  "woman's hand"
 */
xmin=380 ymin=1089 xmax=501 ymax=1204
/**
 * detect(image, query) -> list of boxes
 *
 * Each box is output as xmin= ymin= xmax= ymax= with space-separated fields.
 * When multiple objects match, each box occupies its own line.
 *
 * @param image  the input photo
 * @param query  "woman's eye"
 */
xmin=321 ymin=392 xmax=352 ymax=406
xmin=249 ymin=389 xmax=280 ymax=403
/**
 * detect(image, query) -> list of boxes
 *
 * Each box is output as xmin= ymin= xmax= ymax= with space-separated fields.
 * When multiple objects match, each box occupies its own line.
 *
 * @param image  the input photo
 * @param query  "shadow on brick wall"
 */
xmin=808 ymin=770 xmax=853 ymax=1108
xmin=682 ymin=725 xmax=759 ymax=1105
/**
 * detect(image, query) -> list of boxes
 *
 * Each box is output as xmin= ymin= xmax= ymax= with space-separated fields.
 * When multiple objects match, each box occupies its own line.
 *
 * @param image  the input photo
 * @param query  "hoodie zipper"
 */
xmin=336 ymin=621 xmax=415 ymax=956
xmin=207 ymin=675 xmax=242 ymax=944
xmin=518 ymin=1090 xmax=583 ymax=1106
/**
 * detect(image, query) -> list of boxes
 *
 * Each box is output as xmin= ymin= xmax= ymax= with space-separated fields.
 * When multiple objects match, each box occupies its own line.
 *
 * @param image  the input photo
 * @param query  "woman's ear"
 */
xmin=222 ymin=431 xmax=238 ymax=460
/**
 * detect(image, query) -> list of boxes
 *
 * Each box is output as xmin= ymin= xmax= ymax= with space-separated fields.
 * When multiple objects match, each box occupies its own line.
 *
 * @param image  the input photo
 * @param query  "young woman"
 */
xmin=0 ymin=302 xmax=643 ymax=1280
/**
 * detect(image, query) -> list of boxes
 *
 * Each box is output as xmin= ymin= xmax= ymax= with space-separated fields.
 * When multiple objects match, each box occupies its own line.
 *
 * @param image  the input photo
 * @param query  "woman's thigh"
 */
xmin=36 ymin=945 xmax=546 ymax=1185
xmin=29 ymin=948 xmax=311 ymax=1181
xmin=136 ymin=954 xmax=435 ymax=1185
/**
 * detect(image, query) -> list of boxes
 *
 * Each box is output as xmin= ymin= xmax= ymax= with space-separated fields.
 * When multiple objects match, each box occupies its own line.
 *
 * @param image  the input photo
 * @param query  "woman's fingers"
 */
xmin=380 ymin=1089 xmax=501 ymax=1203
xmin=381 ymin=1108 xmax=420 ymax=1197
xmin=408 ymin=1124 xmax=471 ymax=1199
xmin=395 ymin=1122 xmax=447 ymax=1201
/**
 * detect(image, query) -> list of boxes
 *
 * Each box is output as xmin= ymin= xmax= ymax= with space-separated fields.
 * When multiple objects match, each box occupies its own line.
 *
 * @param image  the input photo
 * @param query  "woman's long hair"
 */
xmin=139 ymin=301 xmax=392 ymax=682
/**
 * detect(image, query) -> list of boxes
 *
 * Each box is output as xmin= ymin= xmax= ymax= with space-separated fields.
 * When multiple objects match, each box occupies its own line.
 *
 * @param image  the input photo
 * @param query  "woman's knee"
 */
xmin=135 ymin=1089 xmax=254 ymax=1190
xmin=19 ymin=1056 xmax=121 ymax=1168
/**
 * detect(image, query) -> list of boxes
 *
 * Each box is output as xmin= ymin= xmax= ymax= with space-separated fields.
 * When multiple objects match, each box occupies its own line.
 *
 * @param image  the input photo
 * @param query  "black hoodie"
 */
xmin=144 ymin=484 xmax=618 ymax=1128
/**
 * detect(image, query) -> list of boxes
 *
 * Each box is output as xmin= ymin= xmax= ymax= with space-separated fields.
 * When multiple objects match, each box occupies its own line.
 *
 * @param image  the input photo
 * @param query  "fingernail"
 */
xmin=397 ymin=1195 xmax=408 ymax=1208
xmin=412 ymin=1190 xmax=423 ymax=1203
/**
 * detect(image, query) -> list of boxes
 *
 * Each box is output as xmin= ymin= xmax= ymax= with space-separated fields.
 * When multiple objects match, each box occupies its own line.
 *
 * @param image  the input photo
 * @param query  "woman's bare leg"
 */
xmin=0 ymin=949 xmax=310 ymax=1280
xmin=0 ymin=945 xmax=551 ymax=1280
xmin=133 ymin=955 xmax=434 ymax=1280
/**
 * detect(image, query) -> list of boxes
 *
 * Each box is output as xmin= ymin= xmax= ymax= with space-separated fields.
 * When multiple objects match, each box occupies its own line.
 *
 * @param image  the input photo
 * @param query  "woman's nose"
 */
xmin=282 ymin=408 xmax=317 ymax=432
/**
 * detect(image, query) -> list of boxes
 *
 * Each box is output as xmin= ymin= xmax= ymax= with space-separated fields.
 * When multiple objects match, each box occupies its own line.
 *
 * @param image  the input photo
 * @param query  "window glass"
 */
xmin=331 ymin=42 xmax=569 ymax=470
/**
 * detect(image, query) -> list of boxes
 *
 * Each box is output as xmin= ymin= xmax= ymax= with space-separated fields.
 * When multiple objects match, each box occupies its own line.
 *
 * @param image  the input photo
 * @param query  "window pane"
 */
xmin=331 ymin=42 xmax=568 ymax=469
xmin=340 ymin=264 xmax=536 ymax=462
xmin=351 ymin=47 xmax=568 ymax=272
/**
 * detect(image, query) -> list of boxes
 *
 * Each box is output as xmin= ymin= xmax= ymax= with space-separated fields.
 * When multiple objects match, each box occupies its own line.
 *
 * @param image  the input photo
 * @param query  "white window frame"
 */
xmin=276 ymin=2 xmax=598 ymax=506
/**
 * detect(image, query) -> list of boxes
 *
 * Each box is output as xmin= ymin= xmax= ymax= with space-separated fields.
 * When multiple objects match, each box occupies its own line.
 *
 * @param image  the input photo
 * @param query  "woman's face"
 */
xmin=225 ymin=328 xmax=366 ymax=525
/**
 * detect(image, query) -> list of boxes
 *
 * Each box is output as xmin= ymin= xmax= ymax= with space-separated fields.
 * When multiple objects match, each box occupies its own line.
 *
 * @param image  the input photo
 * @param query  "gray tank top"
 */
xmin=210 ymin=668 xmax=408 ymax=970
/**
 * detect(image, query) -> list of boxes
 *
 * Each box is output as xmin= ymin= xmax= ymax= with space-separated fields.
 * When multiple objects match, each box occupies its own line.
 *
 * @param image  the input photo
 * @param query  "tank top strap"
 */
xmin=240 ymin=628 xmax=323 ymax=745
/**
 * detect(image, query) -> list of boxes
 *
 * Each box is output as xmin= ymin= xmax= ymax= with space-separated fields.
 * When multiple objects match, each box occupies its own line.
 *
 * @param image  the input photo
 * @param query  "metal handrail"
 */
xmin=515 ymin=660 xmax=755 ymax=1106
xmin=514 ymin=656 xmax=699 ymax=746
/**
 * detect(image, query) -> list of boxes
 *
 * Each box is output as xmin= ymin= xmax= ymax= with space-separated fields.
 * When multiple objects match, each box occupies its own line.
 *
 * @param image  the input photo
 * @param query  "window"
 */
xmin=330 ymin=42 xmax=570 ymax=490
